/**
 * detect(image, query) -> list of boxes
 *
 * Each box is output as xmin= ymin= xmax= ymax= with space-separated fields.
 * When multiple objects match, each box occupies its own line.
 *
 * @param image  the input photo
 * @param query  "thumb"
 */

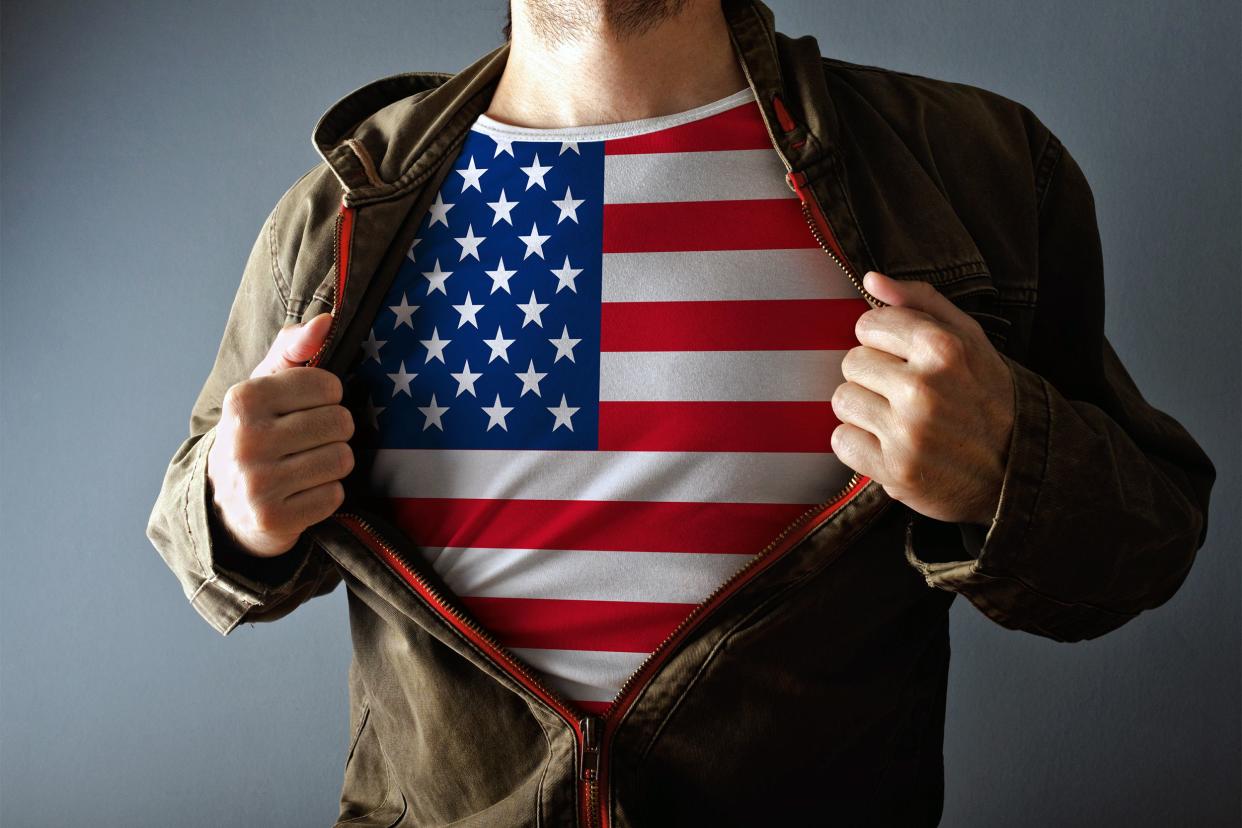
xmin=252 ymin=312 xmax=333 ymax=377
xmin=862 ymin=271 xmax=972 ymax=330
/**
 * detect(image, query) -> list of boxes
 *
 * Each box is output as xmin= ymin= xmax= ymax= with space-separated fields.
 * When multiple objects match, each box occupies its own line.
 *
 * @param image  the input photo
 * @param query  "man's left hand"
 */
xmin=829 ymin=270 xmax=1015 ymax=526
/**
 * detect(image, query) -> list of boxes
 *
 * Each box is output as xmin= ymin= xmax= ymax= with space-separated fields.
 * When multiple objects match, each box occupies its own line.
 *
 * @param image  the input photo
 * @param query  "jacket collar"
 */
xmin=310 ymin=0 xmax=994 ymax=300
xmin=311 ymin=0 xmax=835 ymax=206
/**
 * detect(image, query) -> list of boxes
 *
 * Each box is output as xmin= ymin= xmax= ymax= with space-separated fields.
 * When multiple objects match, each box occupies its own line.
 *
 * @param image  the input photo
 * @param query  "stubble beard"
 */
xmin=519 ymin=0 xmax=692 ymax=46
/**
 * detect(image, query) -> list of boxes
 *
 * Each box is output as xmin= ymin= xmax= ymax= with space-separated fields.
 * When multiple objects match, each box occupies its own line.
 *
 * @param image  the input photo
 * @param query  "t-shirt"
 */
xmin=343 ymin=85 xmax=868 ymax=715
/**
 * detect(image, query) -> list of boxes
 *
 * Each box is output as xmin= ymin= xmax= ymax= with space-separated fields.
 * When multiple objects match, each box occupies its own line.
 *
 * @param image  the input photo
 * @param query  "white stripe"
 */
xmin=603 ymin=148 xmax=794 ymax=203
xmin=364 ymin=448 xmax=853 ymax=505
xmin=424 ymin=547 xmax=753 ymax=603
xmin=509 ymin=647 xmax=649 ymax=702
xmin=601 ymin=248 xmax=855 ymax=303
xmin=599 ymin=349 xmax=845 ymax=402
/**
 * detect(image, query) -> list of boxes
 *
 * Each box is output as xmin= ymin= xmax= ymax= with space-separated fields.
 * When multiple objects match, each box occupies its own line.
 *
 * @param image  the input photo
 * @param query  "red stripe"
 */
xmin=603 ymin=100 xmax=769 ymax=155
xmin=460 ymin=595 xmax=693 ymax=652
xmin=385 ymin=498 xmax=814 ymax=555
xmin=600 ymin=298 xmax=866 ymax=351
xmin=602 ymin=199 xmax=814 ymax=252
xmin=599 ymin=401 xmax=838 ymax=452
xmin=576 ymin=699 xmax=613 ymax=716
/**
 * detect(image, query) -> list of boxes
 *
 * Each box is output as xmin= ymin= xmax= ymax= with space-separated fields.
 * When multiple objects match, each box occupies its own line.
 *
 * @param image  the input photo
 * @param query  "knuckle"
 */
xmin=335 ymin=406 xmax=356 ymax=440
xmin=839 ymin=345 xmax=863 ymax=375
xmin=853 ymin=310 xmax=877 ymax=340
xmin=333 ymin=442 xmax=355 ymax=477
xmin=326 ymin=480 xmax=346 ymax=510
xmin=831 ymin=382 xmax=853 ymax=416
xmin=222 ymin=382 xmax=253 ymax=418
xmin=918 ymin=326 xmax=963 ymax=369
xmin=316 ymin=369 xmax=344 ymax=403
xmin=892 ymin=457 xmax=921 ymax=489
xmin=830 ymin=424 xmax=848 ymax=453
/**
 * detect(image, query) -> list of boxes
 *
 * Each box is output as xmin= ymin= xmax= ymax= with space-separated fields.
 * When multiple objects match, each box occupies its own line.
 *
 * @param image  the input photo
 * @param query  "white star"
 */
xmin=418 ymin=393 xmax=448 ymax=431
xmin=520 ymin=152 xmax=552 ymax=190
xmin=515 ymin=359 xmax=547 ymax=398
xmin=386 ymin=360 xmax=417 ymax=397
xmin=450 ymin=359 xmax=483 ymax=397
xmin=559 ymin=140 xmax=580 ymax=155
xmin=456 ymin=156 xmax=487 ymax=192
xmin=484 ymin=257 xmax=518 ymax=294
xmin=389 ymin=293 xmax=419 ymax=329
xmin=452 ymin=291 xmax=484 ymax=328
xmin=491 ymin=134 xmax=515 ymax=158
xmin=421 ymin=259 xmax=452 ymax=295
xmin=487 ymin=188 xmax=518 ymax=226
xmin=552 ymin=185 xmax=585 ymax=224
xmin=481 ymin=393 xmax=514 ymax=431
xmin=361 ymin=328 xmax=386 ymax=364
xmin=483 ymin=325 xmax=515 ymax=364
xmin=548 ymin=324 xmax=581 ymax=363
xmin=550 ymin=255 xmax=583 ymax=293
xmin=420 ymin=327 xmax=450 ymax=364
xmin=365 ymin=398 xmax=386 ymax=430
xmin=454 ymin=224 xmax=485 ymax=261
xmin=518 ymin=221 xmax=550 ymax=259
xmin=515 ymin=290 xmax=549 ymax=328
xmin=427 ymin=193 xmax=453 ymax=227
xmin=547 ymin=394 xmax=579 ymax=432
xmin=405 ymin=236 xmax=423 ymax=263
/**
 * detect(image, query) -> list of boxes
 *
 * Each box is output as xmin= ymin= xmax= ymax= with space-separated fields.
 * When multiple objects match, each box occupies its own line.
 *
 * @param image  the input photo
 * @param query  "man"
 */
xmin=146 ymin=0 xmax=1216 ymax=824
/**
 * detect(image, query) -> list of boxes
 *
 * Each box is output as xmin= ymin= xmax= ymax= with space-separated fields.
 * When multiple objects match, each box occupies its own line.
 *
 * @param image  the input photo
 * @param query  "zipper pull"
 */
xmin=786 ymin=169 xmax=807 ymax=196
xmin=578 ymin=715 xmax=601 ymax=781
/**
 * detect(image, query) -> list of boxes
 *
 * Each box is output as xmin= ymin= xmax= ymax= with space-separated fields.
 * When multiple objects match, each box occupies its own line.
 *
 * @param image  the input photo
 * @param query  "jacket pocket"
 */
xmin=335 ymin=701 xmax=408 ymax=827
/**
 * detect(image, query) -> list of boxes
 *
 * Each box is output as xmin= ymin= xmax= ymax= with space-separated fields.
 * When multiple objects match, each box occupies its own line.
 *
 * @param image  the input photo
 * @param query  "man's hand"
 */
xmin=830 ymin=271 xmax=1015 ymax=526
xmin=206 ymin=312 xmax=355 ymax=558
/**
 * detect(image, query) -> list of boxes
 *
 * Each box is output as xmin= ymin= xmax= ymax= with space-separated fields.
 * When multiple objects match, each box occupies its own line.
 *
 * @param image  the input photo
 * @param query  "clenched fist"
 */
xmin=206 ymin=312 xmax=356 ymax=558
xmin=829 ymin=271 xmax=1015 ymax=527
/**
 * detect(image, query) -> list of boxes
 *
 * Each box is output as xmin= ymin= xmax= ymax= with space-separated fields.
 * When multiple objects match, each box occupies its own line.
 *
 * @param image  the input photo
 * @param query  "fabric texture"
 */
xmin=142 ymin=1 xmax=1217 ymax=822
xmin=345 ymin=85 xmax=865 ymax=713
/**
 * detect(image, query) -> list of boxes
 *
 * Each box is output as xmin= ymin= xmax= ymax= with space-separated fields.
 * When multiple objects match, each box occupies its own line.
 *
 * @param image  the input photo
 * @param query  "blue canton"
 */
xmin=350 ymin=130 xmax=605 ymax=451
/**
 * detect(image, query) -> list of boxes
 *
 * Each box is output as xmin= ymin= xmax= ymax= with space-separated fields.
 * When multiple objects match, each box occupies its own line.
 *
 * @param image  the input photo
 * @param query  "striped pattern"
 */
xmin=351 ymin=87 xmax=866 ymax=715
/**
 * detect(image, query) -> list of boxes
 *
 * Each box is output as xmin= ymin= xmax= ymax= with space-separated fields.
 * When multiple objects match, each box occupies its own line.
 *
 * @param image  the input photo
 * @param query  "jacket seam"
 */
xmin=183 ymin=431 xmax=210 ymax=573
xmin=1021 ymin=367 xmax=1053 ymax=552
xmin=881 ymin=259 xmax=993 ymax=286
xmin=268 ymin=204 xmax=292 ymax=312
xmin=345 ymin=701 xmax=371 ymax=767
xmin=1033 ymin=131 xmax=1064 ymax=217
xmin=527 ymin=699 xmax=555 ymax=828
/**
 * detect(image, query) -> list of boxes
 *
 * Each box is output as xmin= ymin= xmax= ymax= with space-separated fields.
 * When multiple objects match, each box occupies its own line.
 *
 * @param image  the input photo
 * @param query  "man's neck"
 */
xmin=486 ymin=0 xmax=748 ymax=130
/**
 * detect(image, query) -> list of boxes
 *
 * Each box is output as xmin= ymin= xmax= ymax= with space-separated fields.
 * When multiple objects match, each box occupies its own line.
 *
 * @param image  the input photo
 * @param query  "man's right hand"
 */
xmin=206 ymin=312 xmax=356 ymax=558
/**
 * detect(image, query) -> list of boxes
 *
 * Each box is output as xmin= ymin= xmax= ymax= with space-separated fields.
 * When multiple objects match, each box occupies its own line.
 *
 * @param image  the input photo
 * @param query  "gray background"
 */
xmin=2 ymin=0 xmax=1238 ymax=824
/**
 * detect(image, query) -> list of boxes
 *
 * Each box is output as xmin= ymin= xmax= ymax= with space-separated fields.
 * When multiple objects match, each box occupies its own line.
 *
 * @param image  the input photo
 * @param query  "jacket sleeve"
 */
xmin=145 ymin=200 xmax=342 ymax=637
xmin=903 ymin=132 xmax=1217 ymax=642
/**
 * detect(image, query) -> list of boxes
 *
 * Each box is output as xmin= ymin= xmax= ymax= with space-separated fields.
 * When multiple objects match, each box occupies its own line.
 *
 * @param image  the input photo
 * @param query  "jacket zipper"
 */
xmin=305 ymin=199 xmax=355 ymax=370
xmin=306 ymin=154 xmax=887 ymax=828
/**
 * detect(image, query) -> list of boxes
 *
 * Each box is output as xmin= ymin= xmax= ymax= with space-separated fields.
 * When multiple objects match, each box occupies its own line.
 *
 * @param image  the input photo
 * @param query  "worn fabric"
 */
xmin=146 ymin=1 xmax=1217 ymax=824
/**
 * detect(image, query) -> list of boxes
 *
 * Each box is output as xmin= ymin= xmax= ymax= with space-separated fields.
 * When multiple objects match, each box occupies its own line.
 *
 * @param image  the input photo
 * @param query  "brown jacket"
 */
xmin=146 ymin=1 xmax=1217 ymax=824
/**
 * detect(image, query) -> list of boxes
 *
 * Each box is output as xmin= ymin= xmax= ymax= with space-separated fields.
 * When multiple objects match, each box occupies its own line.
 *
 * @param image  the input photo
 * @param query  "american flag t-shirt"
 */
xmin=345 ymin=85 xmax=869 ymax=715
